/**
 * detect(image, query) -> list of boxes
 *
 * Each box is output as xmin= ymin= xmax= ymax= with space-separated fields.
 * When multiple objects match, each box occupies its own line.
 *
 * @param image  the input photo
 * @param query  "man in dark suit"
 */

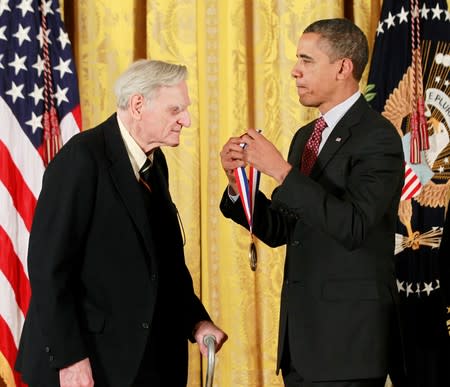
xmin=220 ymin=19 xmax=404 ymax=387
xmin=16 ymin=59 xmax=227 ymax=387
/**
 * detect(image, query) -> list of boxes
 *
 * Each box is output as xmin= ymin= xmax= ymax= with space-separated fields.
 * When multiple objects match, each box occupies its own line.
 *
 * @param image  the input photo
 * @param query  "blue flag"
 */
xmin=367 ymin=1 xmax=450 ymax=386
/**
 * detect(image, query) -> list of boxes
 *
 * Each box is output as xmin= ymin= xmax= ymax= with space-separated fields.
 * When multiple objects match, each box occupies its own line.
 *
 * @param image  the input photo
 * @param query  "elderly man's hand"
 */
xmin=193 ymin=320 xmax=228 ymax=357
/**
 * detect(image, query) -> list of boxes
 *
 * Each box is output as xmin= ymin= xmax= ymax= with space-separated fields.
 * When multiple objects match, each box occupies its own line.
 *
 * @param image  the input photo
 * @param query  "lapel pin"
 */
xmin=335 ymin=137 xmax=342 ymax=142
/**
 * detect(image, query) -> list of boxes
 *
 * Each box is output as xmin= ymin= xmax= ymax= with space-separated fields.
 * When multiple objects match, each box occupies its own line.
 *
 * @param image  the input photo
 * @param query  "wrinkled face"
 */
xmin=137 ymin=80 xmax=191 ymax=150
xmin=291 ymin=32 xmax=343 ymax=113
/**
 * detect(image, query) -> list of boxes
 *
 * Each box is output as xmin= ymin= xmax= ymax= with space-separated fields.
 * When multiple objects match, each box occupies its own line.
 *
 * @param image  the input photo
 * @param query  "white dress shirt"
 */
xmin=117 ymin=115 xmax=153 ymax=181
xmin=318 ymin=91 xmax=361 ymax=153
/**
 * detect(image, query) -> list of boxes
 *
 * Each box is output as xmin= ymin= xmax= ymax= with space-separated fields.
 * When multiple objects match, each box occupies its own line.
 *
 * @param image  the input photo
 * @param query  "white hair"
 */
xmin=114 ymin=59 xmax=187 ymax=109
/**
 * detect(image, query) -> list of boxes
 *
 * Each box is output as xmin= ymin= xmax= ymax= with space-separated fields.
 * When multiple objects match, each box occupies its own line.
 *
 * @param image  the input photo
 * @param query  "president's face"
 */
xmin=138 ymin=80 xmax=192 ymax=150
xmin=291 ymin=32 xmax=343 ymax=113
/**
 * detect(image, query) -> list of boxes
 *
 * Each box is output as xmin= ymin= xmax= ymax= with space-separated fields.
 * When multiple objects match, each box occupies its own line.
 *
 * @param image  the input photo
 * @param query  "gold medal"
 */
xmin=249 ymin=237 xmax=257 ymax=271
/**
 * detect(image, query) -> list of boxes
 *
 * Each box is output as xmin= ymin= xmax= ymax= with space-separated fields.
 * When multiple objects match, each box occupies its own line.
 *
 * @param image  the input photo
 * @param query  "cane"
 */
xmin=203 ymin=335 xmax=216 ymax=387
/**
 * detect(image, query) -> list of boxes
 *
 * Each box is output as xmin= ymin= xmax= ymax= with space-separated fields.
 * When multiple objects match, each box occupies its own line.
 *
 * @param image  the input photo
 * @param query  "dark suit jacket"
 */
xmin=221 ymin=96 xmax=404 ymax=381
xmin=16 ymin=114 xmax=210 ymax=387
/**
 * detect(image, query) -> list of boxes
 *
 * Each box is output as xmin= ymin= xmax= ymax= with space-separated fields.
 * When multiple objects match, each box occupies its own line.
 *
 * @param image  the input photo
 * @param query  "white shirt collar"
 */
xmin=321 ymin=91 xmax=361 ymax=130
xmin=116 ymin=114 xmax=153 ymax=180
xmin=317 ymin=91 xmax=361 ymax=153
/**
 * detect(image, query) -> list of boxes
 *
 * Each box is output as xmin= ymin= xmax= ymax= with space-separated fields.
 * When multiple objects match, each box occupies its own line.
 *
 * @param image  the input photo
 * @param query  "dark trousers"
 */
xmin=281 ymin=334 xmax=386 ymax=387
xmin=282 ymin=362 xmax=386 ymax=387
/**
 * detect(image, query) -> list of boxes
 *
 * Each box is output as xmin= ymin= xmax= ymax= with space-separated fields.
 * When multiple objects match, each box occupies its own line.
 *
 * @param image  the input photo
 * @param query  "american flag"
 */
xmin=0 ymin=0 xmax=81 ymax=385
xmin=401 ymin=163 xmax=422 ymax=201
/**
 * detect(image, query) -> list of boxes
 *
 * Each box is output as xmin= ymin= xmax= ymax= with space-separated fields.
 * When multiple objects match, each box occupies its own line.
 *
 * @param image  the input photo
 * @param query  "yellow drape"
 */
xmin=57 ymin=1 xmax=395 ymax=386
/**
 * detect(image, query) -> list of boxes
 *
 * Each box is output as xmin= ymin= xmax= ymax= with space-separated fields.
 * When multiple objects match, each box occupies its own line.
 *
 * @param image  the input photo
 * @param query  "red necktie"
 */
xmin=300 ymin=117 xmax=327 ymax=175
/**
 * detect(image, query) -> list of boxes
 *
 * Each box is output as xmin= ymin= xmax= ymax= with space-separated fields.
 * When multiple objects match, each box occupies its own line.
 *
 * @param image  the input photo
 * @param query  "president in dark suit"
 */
xmin=16 ymin=59 xmax=227 ymax=387
xmin=220 ymin=19 xmax=404 ymax=387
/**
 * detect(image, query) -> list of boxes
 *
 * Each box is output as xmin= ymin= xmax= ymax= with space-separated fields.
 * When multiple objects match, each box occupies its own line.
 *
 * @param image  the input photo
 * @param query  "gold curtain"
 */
xmin=60 ymin=1 xmax=382 ymax=386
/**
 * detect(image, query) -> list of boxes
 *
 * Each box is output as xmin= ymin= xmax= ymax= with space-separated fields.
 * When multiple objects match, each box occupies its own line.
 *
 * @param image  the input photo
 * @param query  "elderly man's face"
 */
xmin=137 ymin=80 xmax=191 ymax=150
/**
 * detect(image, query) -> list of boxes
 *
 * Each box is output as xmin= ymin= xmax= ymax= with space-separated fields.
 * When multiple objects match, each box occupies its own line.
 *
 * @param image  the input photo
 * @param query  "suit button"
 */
xmin=142 ymin=322 xmax=149 ymax=329
xmin=45 ymin=346 xmax=50 ymax=353
xmin=285 ymin=279 xmax=289 ymax=285
xmin=151 ymin=274 xmax=157 ymax=281
xmin=291 ymin=240 xmax=300 ymax=246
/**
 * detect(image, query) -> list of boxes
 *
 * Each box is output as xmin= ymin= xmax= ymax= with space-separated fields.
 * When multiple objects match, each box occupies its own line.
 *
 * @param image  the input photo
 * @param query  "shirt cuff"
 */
xmin=228 ymin=186 xmax=239 ymax=203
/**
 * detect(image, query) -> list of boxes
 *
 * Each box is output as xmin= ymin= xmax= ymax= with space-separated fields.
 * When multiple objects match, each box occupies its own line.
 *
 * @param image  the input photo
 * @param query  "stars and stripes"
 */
xmin=377 ymin=2 xmax=450 ymax=36
xmin=0 ymin=0 xmax=81 ymax=385
xmin=401 ymin=163 xmax=423 ymax=201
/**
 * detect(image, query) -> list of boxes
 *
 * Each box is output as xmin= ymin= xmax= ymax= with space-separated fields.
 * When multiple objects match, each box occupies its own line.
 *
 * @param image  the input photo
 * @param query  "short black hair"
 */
xmin=304 ymin=18 xmax=369 ymax=81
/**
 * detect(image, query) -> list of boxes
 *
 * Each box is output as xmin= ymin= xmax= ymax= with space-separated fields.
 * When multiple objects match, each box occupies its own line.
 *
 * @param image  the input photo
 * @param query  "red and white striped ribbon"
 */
xmin=234 ymin=164 xmax=261 ymax=233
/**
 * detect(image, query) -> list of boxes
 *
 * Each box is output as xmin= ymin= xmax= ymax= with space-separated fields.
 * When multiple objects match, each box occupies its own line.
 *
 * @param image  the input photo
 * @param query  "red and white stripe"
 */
xmin=401 ymin=162 xmax=422 ymax=201
xmin=0 ymin=97 xmax=81 ymax=386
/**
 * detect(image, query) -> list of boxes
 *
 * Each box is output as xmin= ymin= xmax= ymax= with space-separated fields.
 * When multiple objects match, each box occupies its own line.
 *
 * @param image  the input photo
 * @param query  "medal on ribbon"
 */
xmin=234 ymin=147 xmax=261 ymax=271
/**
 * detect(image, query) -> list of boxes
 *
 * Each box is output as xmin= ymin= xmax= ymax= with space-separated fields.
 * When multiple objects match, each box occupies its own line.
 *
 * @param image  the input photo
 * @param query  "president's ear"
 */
xmin=129 ymin=94 xmax=145 ymax=119
xmin=337 ymin=58 xmax=354 ymax=80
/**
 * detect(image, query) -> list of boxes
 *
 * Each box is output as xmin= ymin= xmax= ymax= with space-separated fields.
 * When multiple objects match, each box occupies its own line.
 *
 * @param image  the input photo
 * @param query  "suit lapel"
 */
xmin=150 ymin=149 xmax=173 ymax=206
xmin=103 ymin=114 xmax=156 ymax=260
xmin=288 ymin=122 xmax=315 ymax=167
xmin=310 ymin=96 xmax=368 ymax=179
xmin=309 ymin=122 xmax=351 ymax=178
xmin=150 ymin=150 xmax=180 ymax=230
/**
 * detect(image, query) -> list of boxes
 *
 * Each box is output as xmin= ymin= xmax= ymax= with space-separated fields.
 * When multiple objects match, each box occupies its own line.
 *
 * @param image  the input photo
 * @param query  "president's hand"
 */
xmin=193 ymin=320 xmax=228 ymax=357
xmin=59 ymin=357 xmax=94 ymax=387
xmin=240 ymin=129 xmax=292 ymax=184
